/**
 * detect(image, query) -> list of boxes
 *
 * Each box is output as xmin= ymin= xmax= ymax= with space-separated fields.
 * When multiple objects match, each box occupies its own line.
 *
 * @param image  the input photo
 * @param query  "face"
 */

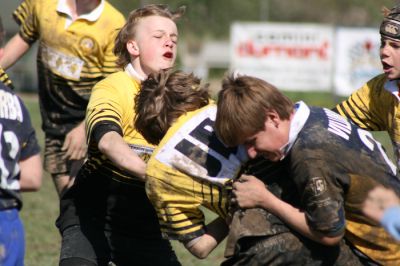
xmin=131 ymin=16 xmax=178 ymax=77
xmin=243 ymin=112 xmax=290 ymax=161
xmin=380 ymin=36 xmax=400 ymax=80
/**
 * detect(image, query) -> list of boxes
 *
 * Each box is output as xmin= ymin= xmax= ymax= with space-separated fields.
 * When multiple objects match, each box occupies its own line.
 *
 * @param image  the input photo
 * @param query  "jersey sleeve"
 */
xmin=334 ymin=75 xmax=388 ymax=131
xmin=85 ymin=79 xmax=125 ymax=144
xmin=291 ymin=155 xmax=346 ymax=237
xmin=13 ymin=0 xmax=39 ymax=44
xmin=19 ymin=99 xmax=40 ymax=160
xmin=0 ymin=68 xmax=14 ymax=90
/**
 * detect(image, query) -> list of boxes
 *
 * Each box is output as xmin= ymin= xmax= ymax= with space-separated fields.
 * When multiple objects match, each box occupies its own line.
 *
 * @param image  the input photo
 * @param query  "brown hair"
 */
xmin=114 ymin=4 xmax=185 ymax=68
xmin=134 ymin=69 xmax=210 ymax=145
xmin=215 ymin=73 xmax=293 ymax=147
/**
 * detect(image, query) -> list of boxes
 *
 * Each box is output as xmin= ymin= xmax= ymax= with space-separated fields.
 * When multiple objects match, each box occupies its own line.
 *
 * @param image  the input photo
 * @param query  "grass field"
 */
xmin=19 ymin=91 xmax=392 ymax=266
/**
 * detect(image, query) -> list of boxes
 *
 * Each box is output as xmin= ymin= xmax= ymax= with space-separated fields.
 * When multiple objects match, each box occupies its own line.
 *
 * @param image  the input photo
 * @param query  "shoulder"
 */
xmin=362 ymin=74 xmax=388 ymax=94
xmin=102 ymin=2 xmax=125 ymax=25
xmin=96 ymin=71 xmax=135 ymax=87
xmin=18 ymin=0 xmax=57 ymax=11
xmin=93 ymin=71 xmax=140 ymax=96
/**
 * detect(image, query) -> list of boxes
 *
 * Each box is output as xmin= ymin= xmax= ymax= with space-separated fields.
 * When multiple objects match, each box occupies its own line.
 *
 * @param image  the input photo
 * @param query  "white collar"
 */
xmin=279 ymin=101 xmax=310 ymax=160
xmin=384 ymin=79 xmax=400 ymax=101
xmin=124 ymin=63 xmax=146 ymax=81
xmin=57 ymin=0 xmax=105 ymax=28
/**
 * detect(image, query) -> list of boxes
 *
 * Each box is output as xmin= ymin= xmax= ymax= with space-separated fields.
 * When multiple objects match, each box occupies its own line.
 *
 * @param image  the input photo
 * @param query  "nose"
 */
xmin=164 ymin=38 xmax=174 ymax=48
xmin=380 ymin=43 xmax=389 ymax=57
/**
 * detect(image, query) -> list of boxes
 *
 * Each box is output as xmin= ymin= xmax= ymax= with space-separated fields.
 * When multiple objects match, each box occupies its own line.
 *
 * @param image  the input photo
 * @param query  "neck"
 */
xmin=68 ymin=0 xmax=100 ymax=18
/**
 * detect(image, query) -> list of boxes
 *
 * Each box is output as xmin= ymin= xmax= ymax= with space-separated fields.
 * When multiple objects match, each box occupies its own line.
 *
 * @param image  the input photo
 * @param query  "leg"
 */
xmin=44 ymin=136 xmax=84 ymax=197
xmin=105 ymin=230 xmax=181 ymax=266
xmin=59 ymin=225 xmax=111 ymax=266
xmin=0 ymin=209 xmax=24 ymax=266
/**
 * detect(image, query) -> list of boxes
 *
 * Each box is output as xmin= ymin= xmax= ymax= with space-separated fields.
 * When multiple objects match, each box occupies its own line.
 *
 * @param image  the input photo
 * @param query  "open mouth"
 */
xmin=163 ymin=52 xmax=173 ymax=59
xmin=382 ymin=62 xmax=391 ymax=70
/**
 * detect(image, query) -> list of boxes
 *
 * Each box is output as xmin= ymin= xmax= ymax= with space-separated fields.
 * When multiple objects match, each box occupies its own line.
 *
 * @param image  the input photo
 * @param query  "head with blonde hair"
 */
xmin=215 ymin=74 xmax=293 ymax=147
xmin=114 ymin=4 xmax=185 ymax=70
xmin=134 ymin=69 xmax=210 ymax=145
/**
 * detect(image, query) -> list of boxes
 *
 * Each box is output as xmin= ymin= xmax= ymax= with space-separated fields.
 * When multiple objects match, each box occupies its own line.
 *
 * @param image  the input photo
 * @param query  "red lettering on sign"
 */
xmin=237 ymin=40 xmax=329 ymax=60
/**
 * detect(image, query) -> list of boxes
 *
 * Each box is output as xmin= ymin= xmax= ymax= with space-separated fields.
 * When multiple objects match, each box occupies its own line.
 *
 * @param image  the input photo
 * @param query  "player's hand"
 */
xmin=363 ymin=186 xmax=400 ymax=223
xmin=62 ymin=122 xmax=87 ymax=160
xmin=231 ymin=174 xmax=272 ymax=209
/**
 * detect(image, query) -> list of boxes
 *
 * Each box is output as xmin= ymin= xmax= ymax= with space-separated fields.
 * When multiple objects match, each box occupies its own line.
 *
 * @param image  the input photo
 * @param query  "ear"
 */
xmin=265 ymin=110 xmax=280 ymax=128
xmin=126 ymin=40 xmax=139 ymax=56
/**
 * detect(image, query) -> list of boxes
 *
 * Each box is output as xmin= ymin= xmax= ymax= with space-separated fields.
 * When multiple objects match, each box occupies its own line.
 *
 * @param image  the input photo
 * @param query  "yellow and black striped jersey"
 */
xmin=56 ymin=70 xmax=163 ymax=237
xmin=335 ymin=73 xmax=400 ymax=169
xmin=85 ymin=70 xmax=154 ymax=184
xmin=0 ymin=67 xmax=14 ymax=89
xmin=13 ymin=0 xmax=125 ymax=136
xmin=146 ymin=104 xmax=248 ymax=241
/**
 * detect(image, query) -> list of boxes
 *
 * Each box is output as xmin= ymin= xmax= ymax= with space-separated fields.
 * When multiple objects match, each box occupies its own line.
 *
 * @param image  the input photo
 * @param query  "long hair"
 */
xmin=134 ymin=69 xmax=210 ymax=145
xmin=114 ymin=4 xmax=185 ymax=68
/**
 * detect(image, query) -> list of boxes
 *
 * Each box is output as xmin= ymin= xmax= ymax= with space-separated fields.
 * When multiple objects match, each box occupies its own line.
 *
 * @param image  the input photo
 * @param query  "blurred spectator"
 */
xmin=0 ymin=0 xmax=125 ymax=197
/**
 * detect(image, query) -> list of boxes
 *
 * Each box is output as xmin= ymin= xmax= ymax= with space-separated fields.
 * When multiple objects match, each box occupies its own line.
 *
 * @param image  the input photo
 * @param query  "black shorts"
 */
xmin=60 ymin=225 xmax=181 ymax=266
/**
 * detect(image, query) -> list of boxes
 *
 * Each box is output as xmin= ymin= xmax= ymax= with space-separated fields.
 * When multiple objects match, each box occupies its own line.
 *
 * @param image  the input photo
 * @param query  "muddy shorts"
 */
xmin=44 ymin=135 xmax=84 ymax=178
xmin=222 ymin=232 xmax=364 ymax=266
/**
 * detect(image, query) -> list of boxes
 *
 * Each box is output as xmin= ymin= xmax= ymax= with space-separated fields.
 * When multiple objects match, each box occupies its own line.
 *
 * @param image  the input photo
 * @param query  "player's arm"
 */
xmin=232 ymin=174 xmax=343 ymax=246
xmin=184 ymin=217 xmax=229 ymax=259
xmin=0 ymin=34 xmax=30 ymax=70
xmin=97 ymin=131 xmax=146 ymax=181
xmin=87 ymin=80 xmax=147 ymax=180
xmin=333 ymin=77 xmax=385 ymax=132
xmin=19 ymin=153 xmax=42 ymax=192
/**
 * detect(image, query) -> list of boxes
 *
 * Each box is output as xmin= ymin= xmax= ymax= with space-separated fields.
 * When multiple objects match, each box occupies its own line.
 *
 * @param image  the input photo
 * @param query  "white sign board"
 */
xmin=334 ymin=28 xmax=381 ymax=96
xmin=230 ymin=22 xmax=334 ymax=91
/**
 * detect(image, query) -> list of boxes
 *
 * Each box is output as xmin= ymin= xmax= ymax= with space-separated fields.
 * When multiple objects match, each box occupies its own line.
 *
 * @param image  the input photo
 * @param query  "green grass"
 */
xmin=19 ymin=91 xmax=393 ymax=266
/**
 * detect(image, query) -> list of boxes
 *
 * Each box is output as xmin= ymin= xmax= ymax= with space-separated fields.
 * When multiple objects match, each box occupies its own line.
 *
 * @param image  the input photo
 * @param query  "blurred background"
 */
xmin=1 ymin=1 xmax=398 ymax=265
xmin=1 ymin=0 xmax=396 ymax=95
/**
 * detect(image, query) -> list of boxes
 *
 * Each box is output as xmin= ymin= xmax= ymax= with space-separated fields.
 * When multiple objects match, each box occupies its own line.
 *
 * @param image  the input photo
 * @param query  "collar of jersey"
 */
xmin=57 ymin=0 xmax=105 ymax=28
xmin=124 ymin=63 xmax=146 ymax=81
xmin=279 ymin=101 xmax=310 ymax=160
xmin=384 ymin=79 xmax=400 ymax=101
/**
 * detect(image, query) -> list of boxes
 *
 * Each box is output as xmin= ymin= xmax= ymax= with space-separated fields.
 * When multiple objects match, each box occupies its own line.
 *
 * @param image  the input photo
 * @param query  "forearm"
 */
xmin=19 ymin=154 xmax=42 ymax=192
xmin=185 ymin=217 xmax=229 ymax=259
xmin=98 ymin=131 xmax=146 ymax=180
xmin=262 ymin=195 xmax=343 ymax=245
xmin=0 ymin=34 xmax=30 ymax=70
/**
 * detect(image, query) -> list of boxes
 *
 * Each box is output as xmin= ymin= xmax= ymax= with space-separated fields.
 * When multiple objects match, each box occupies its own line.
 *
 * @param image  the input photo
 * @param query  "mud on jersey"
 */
xmin=291 ymin=104 xmax=400 ymax=265
xmin=0 ymin=83 xmax=40 ymax=210
xmin=146 ymin=104 xmax=248 ymax=241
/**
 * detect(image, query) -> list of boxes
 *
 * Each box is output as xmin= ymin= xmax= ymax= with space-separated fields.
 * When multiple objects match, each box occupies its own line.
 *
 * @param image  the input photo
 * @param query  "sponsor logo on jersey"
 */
xmin=41 ymin=44 xmax=84 ymax=80
xmin=309 ymin=177 xmax=327 ymax=196
xmin=79 ymin=37 xmax=96 ymax=55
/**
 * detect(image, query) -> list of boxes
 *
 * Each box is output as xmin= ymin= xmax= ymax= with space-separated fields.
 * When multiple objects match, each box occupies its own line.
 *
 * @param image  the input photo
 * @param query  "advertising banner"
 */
xmin=334 ymin=28 xmax=381 ymax=96
xmin=231 ymin=22 xmax=334 ymax=91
